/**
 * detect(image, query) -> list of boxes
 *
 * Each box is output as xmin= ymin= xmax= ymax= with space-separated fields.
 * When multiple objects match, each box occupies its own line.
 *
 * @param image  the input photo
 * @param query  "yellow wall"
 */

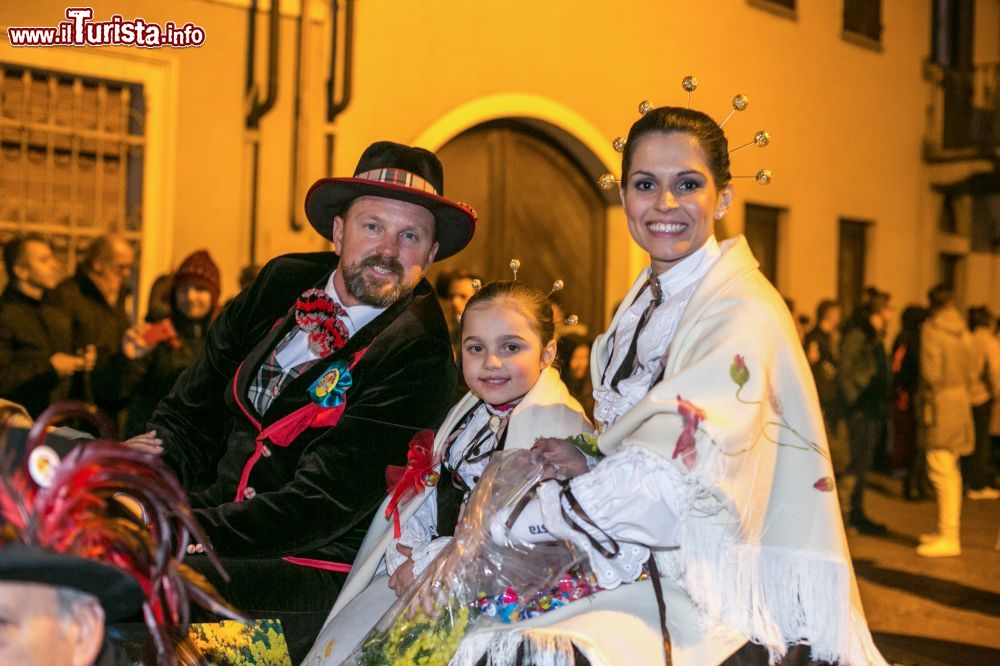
xmin=975 ymin=0 xmax=1000 ymax=64
xmin=1 ymin=0 xmax=951 ymax=322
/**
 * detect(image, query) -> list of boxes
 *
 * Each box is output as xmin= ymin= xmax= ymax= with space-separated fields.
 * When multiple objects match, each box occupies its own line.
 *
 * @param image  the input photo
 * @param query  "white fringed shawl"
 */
xmin=590 ymin=236 xmax=885 ymax=664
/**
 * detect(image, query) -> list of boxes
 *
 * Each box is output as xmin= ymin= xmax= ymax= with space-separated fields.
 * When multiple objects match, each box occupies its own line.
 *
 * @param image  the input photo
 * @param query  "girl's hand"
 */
xmin=388 ymin=544 xmax=415 ymax=597
xmin=531 ymin=437 xmax=588 ymax=480
xmin=409 ymin=525 xmax=484 ymax=618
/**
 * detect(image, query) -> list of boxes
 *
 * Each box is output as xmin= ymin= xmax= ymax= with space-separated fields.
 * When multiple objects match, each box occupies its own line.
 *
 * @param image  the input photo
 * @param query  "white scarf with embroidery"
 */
xmin=591 ymin=236 xmax=885 ymax=665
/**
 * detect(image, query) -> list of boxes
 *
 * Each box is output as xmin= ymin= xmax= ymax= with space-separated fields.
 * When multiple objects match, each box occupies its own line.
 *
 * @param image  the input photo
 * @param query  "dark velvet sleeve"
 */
xmin=151 ymin=279 xmax=255 ymax=489
xmin=191 ymin=336 xmax=456 ymax=558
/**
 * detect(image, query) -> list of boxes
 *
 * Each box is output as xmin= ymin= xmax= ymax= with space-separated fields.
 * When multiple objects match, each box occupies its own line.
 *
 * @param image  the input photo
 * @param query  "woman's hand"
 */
xmin=388 ymin=544 xmax=415 ymax=597
xmin=531 ymin=437 xmax=588 ymax=480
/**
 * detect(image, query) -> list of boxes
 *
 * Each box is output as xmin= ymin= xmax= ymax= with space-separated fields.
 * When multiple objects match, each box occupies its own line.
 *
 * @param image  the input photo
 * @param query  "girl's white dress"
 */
xmin=303 ymin=366 xmax=590 ymax=664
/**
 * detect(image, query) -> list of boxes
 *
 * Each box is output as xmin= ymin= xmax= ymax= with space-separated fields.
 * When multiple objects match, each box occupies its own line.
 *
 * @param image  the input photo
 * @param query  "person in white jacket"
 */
xmin=917 ymin=285 xmax=977 ymax=558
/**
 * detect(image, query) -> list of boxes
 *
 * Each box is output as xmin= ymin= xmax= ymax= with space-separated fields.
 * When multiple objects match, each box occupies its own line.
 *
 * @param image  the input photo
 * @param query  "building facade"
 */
xmin=2 ymin=0 xmax=996 ymax=330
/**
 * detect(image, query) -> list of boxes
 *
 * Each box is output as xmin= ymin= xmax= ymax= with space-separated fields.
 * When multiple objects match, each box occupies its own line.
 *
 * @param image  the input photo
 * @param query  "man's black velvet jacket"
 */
xmin=151 ymin=252 xmax=456 ymax=564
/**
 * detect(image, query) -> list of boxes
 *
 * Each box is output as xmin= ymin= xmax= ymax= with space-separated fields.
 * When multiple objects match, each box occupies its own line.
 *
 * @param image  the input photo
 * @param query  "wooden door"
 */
xmin=431 ymin=121 xmax=607 ymax=332
xmin=838 ymin=218 xmax=869 ymax=317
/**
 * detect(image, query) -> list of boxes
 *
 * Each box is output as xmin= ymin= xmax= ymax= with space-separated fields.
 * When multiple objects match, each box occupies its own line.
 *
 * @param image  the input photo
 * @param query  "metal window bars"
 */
xmin=0 ymin=63 xmax=145 ymax=280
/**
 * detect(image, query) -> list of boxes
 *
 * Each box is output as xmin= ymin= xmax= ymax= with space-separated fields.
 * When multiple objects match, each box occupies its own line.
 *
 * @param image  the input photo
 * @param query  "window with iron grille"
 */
xmin=843 ymin=0 xmax=882 ymax=45
xmin=0 ymin=63 xmax=144 ymax=288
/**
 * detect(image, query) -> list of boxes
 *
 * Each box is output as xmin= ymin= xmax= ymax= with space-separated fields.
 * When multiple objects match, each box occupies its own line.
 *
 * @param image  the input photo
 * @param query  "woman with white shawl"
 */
xmin=450 ymin=105 xmax=887 ymax=666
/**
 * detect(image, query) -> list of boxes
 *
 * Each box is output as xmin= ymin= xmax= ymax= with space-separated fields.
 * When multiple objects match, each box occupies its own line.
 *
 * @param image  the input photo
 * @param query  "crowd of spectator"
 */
xmin=802 ymin=285 xmax=999 ymax=558
xmin=0 ymin=232 xmax=224 ymax=440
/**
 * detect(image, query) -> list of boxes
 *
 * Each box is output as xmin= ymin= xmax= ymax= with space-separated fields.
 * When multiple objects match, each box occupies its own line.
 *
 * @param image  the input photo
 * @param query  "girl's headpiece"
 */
xmin=599 ymin=76 xmax=772 ymax=191
xmin=458 ymin=259 xmax=578 ymax=326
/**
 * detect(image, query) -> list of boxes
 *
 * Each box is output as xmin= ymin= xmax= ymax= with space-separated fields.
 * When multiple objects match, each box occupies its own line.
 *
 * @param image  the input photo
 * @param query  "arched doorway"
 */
xmin=430 ymin=119 xmax=607 ymax=333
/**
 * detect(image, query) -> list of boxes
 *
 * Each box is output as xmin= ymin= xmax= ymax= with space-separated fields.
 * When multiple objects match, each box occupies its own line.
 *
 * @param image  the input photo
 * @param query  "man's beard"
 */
xmin=342 ymin=255 xmax=409 ymax=307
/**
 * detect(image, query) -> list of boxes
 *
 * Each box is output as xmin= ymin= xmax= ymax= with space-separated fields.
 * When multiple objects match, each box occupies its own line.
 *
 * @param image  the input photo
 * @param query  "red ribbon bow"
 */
xmin=384 ymin=429 xmax=438 ymax=538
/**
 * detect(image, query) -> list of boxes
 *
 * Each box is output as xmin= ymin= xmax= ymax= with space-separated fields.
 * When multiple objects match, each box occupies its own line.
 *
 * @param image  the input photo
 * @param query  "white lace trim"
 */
xmin=536 ymin=480 xmax=649 ymax=590
xmin=411 ymin=537 xmax=451 ymax=577
xmin=446 ymin=401 xmax=510 ymax=486
xmin=594 ymin=283 xmax=713 ymax=430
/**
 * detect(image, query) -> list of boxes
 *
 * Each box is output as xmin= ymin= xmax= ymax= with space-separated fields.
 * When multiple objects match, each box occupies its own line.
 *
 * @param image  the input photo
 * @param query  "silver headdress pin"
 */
xmin=458 ymin=262 xmax=578 ymax=326
xmin=598 ymin=76 xmax=772 ymax=191
xmin=681 ymin=75 xmax=698 ymax=107
xmin=719 ymin=94 xmax=749 ymax=128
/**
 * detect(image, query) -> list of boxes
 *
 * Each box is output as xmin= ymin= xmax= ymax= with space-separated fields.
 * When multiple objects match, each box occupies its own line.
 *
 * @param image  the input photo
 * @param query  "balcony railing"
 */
xmin=924 ymin=62 xmax=1000 ymax=161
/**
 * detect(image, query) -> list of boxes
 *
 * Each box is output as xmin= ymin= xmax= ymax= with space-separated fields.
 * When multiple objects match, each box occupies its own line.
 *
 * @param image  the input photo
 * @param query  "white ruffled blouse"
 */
xmin=594 ymin=236 xmax=721 ymax=429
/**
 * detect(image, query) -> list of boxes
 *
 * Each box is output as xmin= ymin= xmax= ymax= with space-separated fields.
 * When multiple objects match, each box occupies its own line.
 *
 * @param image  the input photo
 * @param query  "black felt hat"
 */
xmin=304 ymin=141 xmax=477 ymax=261
xmin=0 ymin=543 xmax=144 ymax=622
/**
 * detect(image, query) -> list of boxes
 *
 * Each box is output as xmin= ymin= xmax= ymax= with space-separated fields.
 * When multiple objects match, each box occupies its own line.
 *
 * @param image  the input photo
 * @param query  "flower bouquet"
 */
xmin=348 ymin=449 xmax=586 ymax=666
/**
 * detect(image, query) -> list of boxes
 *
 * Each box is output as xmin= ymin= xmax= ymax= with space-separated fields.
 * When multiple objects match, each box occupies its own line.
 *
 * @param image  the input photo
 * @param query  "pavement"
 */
xmin=847 ymin=474 xmax=1000 ymax=665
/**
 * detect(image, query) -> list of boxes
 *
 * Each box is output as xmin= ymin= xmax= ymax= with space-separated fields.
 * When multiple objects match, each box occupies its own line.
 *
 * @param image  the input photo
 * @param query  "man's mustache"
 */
xmin=360 ymin=255 xmax=403 ymax=277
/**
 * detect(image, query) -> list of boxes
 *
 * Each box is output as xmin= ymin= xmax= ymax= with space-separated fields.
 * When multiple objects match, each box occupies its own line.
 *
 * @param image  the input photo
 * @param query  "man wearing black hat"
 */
xmin=138 ymin=142 xmax=475 ymax=659
xmin=0 ymin=545 xmax=137 ymax=666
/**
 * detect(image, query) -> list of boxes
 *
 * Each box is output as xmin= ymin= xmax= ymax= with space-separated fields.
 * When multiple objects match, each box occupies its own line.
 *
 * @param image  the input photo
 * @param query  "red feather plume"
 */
xmin=0 ymin=402 xmax=250 ymax=665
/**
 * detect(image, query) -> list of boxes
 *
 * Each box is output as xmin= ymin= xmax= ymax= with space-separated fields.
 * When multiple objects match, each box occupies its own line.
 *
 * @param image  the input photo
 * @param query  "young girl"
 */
xmin=304 ymin=279 xmax=591 ymax=664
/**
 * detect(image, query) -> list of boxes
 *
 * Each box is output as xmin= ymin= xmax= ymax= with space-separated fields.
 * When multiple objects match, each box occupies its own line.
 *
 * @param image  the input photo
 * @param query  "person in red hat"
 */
xmin=110 ymin=250 xmax=222 ymax=437
xmin=126 ymin=141 xmax=476 ymax=660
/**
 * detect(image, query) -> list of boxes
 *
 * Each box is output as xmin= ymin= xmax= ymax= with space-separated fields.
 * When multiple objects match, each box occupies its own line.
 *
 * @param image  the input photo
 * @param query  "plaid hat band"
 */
xmin=305 ymin=141 xmax=477 ymax=260
xmin=353 ymin=168 xmax=439 ymax=196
